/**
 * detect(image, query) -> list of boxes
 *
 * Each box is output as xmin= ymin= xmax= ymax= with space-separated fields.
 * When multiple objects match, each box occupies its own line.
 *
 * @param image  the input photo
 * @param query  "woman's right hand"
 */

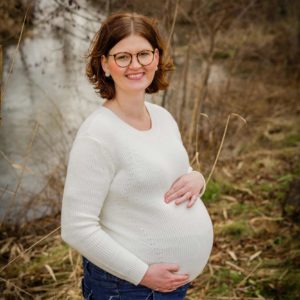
xmin=139 ymin=263 xmax=190 ymax=292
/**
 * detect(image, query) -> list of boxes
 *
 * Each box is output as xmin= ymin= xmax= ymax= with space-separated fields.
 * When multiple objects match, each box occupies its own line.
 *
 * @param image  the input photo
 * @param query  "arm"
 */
xmin=165 ymin=115 xmax=206 ymax=204
xmin=164 ymin=170 xmax=206 ymax=207
xmin=61 ymin=136 xmax=148 ymax=285
xmin=187 ymin=166 xmax=206 ymax=197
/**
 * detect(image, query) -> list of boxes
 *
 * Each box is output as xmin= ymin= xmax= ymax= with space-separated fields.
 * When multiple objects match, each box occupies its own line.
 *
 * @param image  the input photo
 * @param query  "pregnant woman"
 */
xmin=61 ymin=12 xmax=213 ymax=300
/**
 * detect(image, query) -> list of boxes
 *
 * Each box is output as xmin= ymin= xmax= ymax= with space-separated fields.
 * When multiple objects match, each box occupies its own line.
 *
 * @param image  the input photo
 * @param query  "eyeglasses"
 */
xmin=108 ymin=50 xmax=155 ymax=68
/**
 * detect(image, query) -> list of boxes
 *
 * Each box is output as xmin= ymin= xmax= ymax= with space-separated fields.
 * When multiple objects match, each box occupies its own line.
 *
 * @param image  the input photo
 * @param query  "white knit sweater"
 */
xmin=61 ymin=101 xmax=213 ymax=286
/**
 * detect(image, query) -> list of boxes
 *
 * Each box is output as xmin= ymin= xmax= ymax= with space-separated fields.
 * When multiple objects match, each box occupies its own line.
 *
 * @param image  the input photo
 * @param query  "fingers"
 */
xmin=165 ymin=191 xmax=198 ymax=207
xmin=157 ymin=278 xmax=189 ymax=293
xmin=147 ymin=263 xmax=189 ymax=293
xmin=170 ymin=277 xmax=189 ymax=286
xmin=156 ymin=279 xmax=189 ymax=293
xmin=165 ymin=263 xmax=189 ymax=280
xmin=165 ymin=187 xmax=189 ymax=203
xmin=165 ymin=264 xmax=189 ymax=281
xmin=174 ymin=191 xmax=192 ymax=205
xmin=187 ymin=194 xmax=198 ymax=208
xmin=164 ymin=263 xmax=179 ymax=272
xmin=164 ymin=178 xmax=186 ymax=200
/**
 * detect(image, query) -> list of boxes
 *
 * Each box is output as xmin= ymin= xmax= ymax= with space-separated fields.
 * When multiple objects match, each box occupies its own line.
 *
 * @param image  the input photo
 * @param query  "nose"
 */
xmin=129 ymin=54 xmax=142 ymax=68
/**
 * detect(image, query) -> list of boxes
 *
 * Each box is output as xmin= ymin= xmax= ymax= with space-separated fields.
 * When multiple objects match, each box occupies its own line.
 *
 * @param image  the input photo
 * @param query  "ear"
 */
xmin=101 ymin=55 xmax=109 ymax=73
xmin=154 ymin=48 xmax=159 ymax=67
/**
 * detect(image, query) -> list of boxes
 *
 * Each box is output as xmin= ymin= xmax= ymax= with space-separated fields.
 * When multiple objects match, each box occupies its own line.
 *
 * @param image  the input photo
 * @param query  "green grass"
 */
xmin=203 ymin=180 xmax=222 ymax=203
xmin=230 ymin=202 xmax=255 ymax=216
xmin=283 ymin=133 xmax=300 ymax=147
xmin=218 ymin=220 xmax=253 ymax=239
xmin=22 ymin=243 xmax=69 ymax=274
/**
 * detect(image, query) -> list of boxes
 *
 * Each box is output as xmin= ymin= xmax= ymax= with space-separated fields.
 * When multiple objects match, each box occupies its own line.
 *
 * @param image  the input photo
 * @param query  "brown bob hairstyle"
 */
xmin=86 ymin=12 xmax=174 ymax=100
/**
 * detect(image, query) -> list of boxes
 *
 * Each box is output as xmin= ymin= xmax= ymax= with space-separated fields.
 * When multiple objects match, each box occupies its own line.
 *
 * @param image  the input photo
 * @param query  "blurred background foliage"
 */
xmin=0 ymin=0 xmax=299 ymax=299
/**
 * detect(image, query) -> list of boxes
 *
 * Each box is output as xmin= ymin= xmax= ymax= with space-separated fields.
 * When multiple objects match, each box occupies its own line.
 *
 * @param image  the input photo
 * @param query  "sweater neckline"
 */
xmin=100 ymin=101 xmax=157 ymax=136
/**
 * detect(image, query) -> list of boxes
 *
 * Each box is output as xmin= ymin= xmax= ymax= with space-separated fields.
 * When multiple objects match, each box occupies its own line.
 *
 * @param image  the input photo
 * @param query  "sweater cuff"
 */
xmin=132 ymin=262 xmax=149 ymax=286
xmin=188 ymin=166 xmax=193 ymax=173
xmin=188 ymin=166 xmax=206 ymax=197
xmin=198 ymin=172 xmax=206 ymax=197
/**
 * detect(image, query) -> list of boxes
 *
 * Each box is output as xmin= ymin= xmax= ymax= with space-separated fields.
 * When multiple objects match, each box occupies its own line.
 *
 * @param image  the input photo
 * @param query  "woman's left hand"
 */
xmin=164 ymin=171 xmax=206 ymax=208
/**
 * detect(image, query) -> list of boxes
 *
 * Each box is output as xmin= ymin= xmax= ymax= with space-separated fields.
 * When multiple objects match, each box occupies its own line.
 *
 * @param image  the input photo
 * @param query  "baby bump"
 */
xmin=137 ymin=199 xmax=214 ymax=280
xmin=103 ymin=198 xmax=214 ymax=280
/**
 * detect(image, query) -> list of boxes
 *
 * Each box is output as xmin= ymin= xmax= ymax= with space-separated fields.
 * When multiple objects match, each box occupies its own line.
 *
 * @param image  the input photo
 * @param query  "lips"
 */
xmin=126 ymin=72 xmax=144 ymax=80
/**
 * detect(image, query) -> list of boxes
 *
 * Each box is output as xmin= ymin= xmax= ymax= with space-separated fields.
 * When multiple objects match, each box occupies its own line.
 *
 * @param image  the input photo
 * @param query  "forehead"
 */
xmin=110 ymin=34 xmax=153 ymax=53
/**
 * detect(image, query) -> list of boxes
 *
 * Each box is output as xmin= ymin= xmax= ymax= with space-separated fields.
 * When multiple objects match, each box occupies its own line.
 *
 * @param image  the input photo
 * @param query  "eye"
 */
xmin=139 ymin=51 xmax=151 ymax=57
xmin=115 ymin=53 xmax=130 ymax=61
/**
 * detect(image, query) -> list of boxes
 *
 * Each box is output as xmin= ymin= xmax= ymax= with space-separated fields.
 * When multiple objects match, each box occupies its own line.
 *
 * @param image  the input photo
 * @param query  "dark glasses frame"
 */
xmin=108 ymin=49 xmax=156 ymax=68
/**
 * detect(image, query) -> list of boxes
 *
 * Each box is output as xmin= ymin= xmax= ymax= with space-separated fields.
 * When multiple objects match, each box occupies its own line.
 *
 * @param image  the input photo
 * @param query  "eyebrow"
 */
xmin=110 ymin=49 xmax=154 ymax=55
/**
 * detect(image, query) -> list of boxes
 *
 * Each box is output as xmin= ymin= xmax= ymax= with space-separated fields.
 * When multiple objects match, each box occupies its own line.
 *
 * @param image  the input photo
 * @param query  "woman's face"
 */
xmin=101 ymin=34 xmax=159 ymax=96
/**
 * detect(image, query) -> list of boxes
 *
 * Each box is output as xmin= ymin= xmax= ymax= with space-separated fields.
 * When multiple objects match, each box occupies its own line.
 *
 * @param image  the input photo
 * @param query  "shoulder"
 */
xmin=147 ymin=101 xmax=181 ymax=140
xmin=146 ymin=101 xmax=177 ymax=124
xmin=74 ymin=107 xmax=116 ymax=144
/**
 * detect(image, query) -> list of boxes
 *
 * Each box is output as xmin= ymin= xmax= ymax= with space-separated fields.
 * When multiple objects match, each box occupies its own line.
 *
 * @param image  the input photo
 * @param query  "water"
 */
xmin=0 ymin=0 xmax=105 ymax=221
xmin=0 ymin=1 xmax=227 ymax=222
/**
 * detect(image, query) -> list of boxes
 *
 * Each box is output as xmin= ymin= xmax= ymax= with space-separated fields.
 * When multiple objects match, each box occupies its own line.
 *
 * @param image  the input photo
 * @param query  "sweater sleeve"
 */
xmin=169 ymin=113 xmax=207 ymax=197
xmin=61 ymin=136 xmax=149 ymax=285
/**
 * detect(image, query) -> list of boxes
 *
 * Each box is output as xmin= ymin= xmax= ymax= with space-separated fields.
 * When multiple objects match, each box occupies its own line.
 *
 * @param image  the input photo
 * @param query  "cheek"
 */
xmin=146 ymin=55 xmax=159 ymax=73
xmin=145 ymin=64 xmax=157 ymax=76
xmin=109 ymin=63 xmax=124 ymax=78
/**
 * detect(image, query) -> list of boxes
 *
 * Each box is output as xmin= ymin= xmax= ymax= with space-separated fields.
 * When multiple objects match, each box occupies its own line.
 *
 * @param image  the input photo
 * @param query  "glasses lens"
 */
xmin=137 ymin=50 xmax=154 ymax=66
xmin=115 ymin=53 xmax=131 ymax=67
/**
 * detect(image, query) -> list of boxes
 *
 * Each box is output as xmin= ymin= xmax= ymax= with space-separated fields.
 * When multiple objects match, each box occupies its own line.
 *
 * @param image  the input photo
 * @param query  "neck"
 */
xmin=112 ymin=89 xmax=147 ymax=119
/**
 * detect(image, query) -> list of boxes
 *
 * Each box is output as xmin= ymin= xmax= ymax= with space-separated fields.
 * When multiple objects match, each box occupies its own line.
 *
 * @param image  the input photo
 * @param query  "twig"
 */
xmin=53 ymin=0 xmax=101 ymax=21
xmin=1 ymin=3 xmax=33 ymax=125
xmin=206 ymin=113 xmax=247 ymax=185
xmin=0 ymin=277 xmax=34 ymax=298
xmin=179 ymin=40 xmax=191 ymax=129
xmin=225 ymin=261 xmax=246 ymax=274
xmin=166 ymin=0 xmax=179 ymax=52
xmin=0 ymin=185 xmax=8 ymax=202
xmin=191 ymin=113 xmax=209 ymax=167
xmin=0 ymin=122 xmax=40 ymax=225
xmin=237 ymin=261 xmax=263 ymax=288
xmin=161 ymin=0 xmax=179 ymax=108
xmin=0 ymin=226 xmax=61 ymax=272
xmin=188 ymin=27 xmax=216 ymax=151
xmin=0 ymin=45 xmax=2 ymax=126
xmin=33 ymin=82 xmax=73 ymax=139
xmin=205 ymin=297 xmax=269 ymax=300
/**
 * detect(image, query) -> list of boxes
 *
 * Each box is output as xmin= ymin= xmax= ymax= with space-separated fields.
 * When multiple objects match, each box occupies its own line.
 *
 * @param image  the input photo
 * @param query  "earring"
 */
xmin=105 ymin=71 xmax=110 ymax=77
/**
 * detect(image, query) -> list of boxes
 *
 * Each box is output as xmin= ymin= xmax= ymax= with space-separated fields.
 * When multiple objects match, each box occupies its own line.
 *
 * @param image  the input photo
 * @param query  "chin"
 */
xmin=123 ymin=83 xmax=152 ymax=93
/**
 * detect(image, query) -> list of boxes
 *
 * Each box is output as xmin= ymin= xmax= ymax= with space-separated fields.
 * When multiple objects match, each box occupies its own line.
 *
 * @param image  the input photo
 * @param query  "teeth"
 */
xmin=127 ymin=73 xmax=143 ymax=79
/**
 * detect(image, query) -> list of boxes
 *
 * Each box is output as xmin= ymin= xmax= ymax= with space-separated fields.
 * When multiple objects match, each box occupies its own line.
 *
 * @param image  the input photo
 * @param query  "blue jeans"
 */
xmin=81 ymin=257 xmax=190 ymax=300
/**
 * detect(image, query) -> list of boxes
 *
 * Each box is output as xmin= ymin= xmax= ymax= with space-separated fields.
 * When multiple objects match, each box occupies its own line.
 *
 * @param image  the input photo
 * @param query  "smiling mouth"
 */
xmin=126 ymin=73 xmax=144 ymax=80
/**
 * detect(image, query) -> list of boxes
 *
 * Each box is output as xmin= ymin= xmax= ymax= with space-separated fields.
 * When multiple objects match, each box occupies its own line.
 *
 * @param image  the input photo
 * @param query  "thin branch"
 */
xmin=0 ymin=122 xmax=40 ymax=225
xmin=0 ymin=226 xmax=61 ymax=272
xmin=1 ymin=3 xmax=33 ymax=126
xmin=53 ymin=0 xmax=102 ymax=21
xmin=206 ymin=113 xmax=247 ymax=185
xmin=0 ymin=45 xmax=2 ymax=125
xmin=161 ymin=0 xmax=180 ymax=108
xmin=166 ymin=0 xmax=179 ymax=52
xmin=0 ymin=277 xmax=34 ymax=298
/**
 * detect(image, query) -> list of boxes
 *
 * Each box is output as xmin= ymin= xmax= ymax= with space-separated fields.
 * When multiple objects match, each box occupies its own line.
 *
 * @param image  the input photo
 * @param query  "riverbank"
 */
xmin=1 ymin=1 xmax=299 ymax=299
xmin=1 ymin=132 xmax=299 ymax=299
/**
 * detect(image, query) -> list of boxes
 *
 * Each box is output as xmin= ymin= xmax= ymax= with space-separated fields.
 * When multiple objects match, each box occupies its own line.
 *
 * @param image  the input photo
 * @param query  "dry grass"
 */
xmin=1 ymin=0 xmax=300 ymax=299
xmin=1 ymin=138 xmax=299 ymax=299
xmin=185 ymin=148 xmax=300 ymax=300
